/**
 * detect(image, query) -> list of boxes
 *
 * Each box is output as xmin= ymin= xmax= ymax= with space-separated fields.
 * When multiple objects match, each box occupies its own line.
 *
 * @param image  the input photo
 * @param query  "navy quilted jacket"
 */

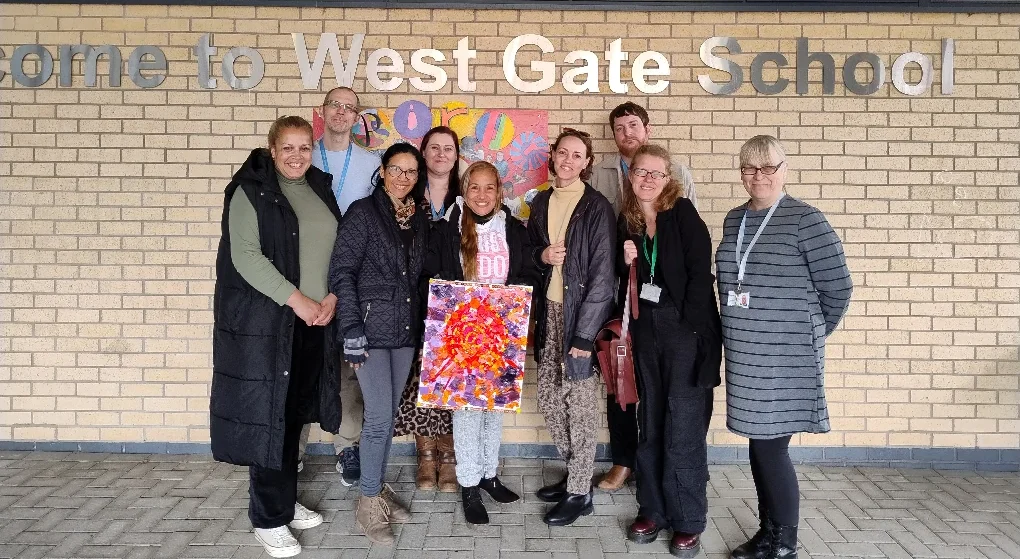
xmin=329 ymin=186 xmax=429 ymax=348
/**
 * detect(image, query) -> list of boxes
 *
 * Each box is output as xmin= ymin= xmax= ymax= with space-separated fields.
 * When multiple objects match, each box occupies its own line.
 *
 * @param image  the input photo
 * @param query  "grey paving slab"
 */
xmin=0 ymin=453 xmax=1017 ymax=559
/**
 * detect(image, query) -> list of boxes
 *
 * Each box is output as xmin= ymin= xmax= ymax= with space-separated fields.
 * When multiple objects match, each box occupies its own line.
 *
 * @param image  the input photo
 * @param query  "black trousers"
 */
xmin=632 ymin=303 xmax=713 ymax=534
xmin=606 ymin=393 xmax=637 ymax=469
xmin=248 ymin=322 xmax=324 ymax=529
xmin=749 ymin=435 xmax=799 ymax=526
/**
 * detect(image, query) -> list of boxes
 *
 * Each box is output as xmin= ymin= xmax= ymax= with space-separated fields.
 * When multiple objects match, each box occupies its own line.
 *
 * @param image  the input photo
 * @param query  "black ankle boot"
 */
xmin=731 ymin=514 xmax=773 ymax=559
xmin=766 ymin=524 xmax=797 ymax=559
xmin=536 ymin=475 xmax=568 ymax=503
xmin=478 ymin=476 xmax=519 ymax=503
xmin=542 ymin=490 xmax=593 ymax=526
xmin=461 ymin=485 xmax=489 ymax=525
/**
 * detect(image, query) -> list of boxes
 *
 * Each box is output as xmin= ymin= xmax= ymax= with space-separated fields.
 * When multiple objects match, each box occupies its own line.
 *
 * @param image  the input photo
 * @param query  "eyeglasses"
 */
xmin=632 ymin=168 xmax=669 ymax=180
xmin=324 ymin=100 xmax=358 ymax=114
xmin=740 ymin=162 xmax=784 ymax=176
xmin=385 ymin=165 xmax=419 ymax=179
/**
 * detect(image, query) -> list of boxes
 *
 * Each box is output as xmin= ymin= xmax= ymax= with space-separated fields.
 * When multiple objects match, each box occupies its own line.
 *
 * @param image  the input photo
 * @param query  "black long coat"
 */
xmin=210 ymin=148 xmax=342 ymax=470
xmin=616 ymin=199 xmax=722 ymax=388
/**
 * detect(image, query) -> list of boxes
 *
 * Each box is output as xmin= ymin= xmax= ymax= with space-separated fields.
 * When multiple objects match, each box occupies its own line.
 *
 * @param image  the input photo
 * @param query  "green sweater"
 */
xmin=228 ymin=173 xmax=338 ymax=305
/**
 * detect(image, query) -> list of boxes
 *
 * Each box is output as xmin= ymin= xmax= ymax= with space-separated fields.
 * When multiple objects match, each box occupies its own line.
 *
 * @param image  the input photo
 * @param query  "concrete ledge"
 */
xmin=1 ymin=440 xmax=1017 ymax=471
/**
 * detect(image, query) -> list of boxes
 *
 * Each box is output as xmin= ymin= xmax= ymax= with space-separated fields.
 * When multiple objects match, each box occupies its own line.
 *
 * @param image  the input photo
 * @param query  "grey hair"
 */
xmin=739 ymin=135 xmax=786 ymax=167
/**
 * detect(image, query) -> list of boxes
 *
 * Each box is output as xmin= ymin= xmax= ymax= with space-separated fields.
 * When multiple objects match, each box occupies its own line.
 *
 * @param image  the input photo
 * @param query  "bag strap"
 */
xmin=629 ymin=261 xmax=639 ymax=321
xmin=622 ymin=261 xmax=637 ymax=337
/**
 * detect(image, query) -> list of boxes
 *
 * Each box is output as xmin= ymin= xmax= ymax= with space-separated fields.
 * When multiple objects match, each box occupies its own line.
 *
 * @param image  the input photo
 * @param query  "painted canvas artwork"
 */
xmin=417 ymin=280 xmax=533 ymax=413
xmin=313 ymin=101 xmax=549 ymax=219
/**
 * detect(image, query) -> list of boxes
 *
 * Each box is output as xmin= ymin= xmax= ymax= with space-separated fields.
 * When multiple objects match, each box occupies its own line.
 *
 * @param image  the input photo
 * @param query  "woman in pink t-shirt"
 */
xmin=421 ymin=161 xmax=540 ymax=524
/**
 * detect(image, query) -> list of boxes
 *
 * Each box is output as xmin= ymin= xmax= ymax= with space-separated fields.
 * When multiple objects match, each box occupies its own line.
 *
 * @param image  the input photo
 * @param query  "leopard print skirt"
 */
xmin=392 ymin=354 xmax=453 ymax=437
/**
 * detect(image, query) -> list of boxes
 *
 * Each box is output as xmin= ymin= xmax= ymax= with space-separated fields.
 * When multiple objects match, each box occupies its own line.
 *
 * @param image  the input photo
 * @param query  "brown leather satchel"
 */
xmin=595 ymin=262 xmax=639 ymax=408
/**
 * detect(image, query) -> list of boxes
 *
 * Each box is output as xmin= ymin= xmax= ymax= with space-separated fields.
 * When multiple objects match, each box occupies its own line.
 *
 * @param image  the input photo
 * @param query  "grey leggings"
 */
xmin=452 ymin=410 xmax=505 ymax=487
xmin=355 ymin=347 xmax=415 ymax=497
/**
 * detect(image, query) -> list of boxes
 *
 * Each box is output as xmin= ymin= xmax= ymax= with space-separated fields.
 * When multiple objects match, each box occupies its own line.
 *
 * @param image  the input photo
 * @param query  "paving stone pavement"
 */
xmin=1 ymin=451 xmax=1018 ymax=559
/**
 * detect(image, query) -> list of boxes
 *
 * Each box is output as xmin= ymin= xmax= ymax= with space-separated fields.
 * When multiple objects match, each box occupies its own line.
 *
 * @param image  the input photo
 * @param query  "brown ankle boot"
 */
xmin=597 ymin=465 xmax=631 ymax=491
xmin=436 ymin=434 xmax=458 ymax=493
xmin=415 ymin=435 xmax=438 ymax=490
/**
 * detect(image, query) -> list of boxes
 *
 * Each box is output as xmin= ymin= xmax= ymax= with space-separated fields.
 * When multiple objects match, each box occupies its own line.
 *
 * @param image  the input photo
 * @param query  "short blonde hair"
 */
xmin=739 ymin=135 xmax=786 ymax=167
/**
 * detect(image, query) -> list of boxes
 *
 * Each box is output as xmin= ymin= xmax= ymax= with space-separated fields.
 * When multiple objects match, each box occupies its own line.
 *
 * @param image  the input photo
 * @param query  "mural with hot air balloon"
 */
xmin=313 ymin=101 xmax=549 ymax=219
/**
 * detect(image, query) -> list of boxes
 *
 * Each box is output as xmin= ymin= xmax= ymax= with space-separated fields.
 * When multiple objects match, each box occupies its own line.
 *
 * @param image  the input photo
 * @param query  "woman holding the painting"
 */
xmin=421 ymin=160 xmax=539 ymax=524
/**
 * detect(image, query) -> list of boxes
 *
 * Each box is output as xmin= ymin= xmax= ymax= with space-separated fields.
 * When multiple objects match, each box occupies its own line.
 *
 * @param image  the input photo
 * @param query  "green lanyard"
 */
xmin=642 ymin=234 xmax=658 ymax=283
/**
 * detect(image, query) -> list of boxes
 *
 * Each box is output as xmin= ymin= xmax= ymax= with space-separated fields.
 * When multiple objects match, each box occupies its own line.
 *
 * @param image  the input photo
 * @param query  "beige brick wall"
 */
xmin=1 ymin=5 xmax=1018 ymax=449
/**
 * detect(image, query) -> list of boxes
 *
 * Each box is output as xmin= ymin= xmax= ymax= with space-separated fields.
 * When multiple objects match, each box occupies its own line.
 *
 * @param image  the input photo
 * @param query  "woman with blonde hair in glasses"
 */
xmin=617 ymin=144 xmax=721 ymax=558
xmin=717 ymin=135 xmax=852 ymax=559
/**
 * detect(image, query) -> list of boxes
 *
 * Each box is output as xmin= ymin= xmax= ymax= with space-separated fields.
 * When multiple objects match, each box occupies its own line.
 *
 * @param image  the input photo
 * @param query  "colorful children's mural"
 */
xmin=313 ymin=101 xmax=549 ymax=218
xmin=417 ymin=280 xmax=533 ymax=413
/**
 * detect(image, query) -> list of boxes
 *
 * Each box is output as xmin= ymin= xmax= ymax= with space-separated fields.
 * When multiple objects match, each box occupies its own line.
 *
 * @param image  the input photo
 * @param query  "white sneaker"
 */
xmin=289 ymin=502 xmax=323 ymax=530
xmin=297 ymin=460 xmax=304 ymax=473
xmin=254 ymin=526 xmax=301 ymax=558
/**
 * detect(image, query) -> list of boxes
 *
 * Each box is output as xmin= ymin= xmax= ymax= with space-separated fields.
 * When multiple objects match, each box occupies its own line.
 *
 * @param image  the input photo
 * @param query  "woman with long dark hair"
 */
xmin=330 ymin=142 xmax=430 ymax=545
xmin=393 ymin=126 xmax=462 ymax=492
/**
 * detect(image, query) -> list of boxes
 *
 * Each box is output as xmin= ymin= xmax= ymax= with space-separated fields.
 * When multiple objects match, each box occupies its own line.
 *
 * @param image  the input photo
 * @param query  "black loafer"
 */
xmin=542 ymin=490 xmax=593 ymax=526
xmin=461 ymin=485 xmax=489 ymax=525
xmin=536 ymin=476 xmax=568 ymax=503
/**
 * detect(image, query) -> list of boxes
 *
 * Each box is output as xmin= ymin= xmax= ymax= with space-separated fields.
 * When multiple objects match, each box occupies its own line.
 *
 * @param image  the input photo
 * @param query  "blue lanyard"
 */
xmin=735 ymin=193 xmax=785 ymax=290
xmin=425 ymin=182 xmax=444 ymax=220
xmin=319 ymin=141 xmax=353 ymax=200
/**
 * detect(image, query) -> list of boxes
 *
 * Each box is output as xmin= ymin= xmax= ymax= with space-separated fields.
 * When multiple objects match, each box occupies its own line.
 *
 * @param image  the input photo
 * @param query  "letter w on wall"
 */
xmin=292 ymin=33 xmax=365 ymax=89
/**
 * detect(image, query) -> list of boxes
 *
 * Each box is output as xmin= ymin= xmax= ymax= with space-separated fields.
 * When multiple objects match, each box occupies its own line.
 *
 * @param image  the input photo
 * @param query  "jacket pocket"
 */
xmin=359 ymin=285 xmax=397 ymax=344
xmin=564 ymin=353 xmax=595 ymax=380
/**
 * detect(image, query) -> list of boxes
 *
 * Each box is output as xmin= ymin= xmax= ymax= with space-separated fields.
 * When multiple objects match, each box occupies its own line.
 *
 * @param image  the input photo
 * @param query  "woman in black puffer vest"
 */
xmin=328 ymin=143 xmax=429 ymax=546
xmin=210 ymin=115 xmax=341 ymax=558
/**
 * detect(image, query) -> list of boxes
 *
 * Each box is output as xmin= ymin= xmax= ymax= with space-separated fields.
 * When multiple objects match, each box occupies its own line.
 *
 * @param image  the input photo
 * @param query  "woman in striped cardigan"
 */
xmin=716 ymin=135 xmax=853 ymax=559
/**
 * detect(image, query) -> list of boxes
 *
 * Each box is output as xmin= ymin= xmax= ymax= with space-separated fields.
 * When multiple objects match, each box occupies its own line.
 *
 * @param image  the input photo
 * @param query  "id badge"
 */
xmin=727 ymin=290 xmax=750 ymax=308
xmin=639 ymin=283 xmax=662 ymax=303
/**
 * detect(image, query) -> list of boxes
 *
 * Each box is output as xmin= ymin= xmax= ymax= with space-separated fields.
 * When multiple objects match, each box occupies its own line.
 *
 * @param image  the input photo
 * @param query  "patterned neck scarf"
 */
xmin=387 ymin=191 xmax=416 ymax=230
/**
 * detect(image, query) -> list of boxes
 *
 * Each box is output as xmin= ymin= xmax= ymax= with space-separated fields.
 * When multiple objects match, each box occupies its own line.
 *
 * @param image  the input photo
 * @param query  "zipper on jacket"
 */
xmin=364 ymin=302 xmax=371 ymax=322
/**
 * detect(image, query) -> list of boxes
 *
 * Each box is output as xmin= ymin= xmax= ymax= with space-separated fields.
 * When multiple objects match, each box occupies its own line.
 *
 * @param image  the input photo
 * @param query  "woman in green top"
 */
xmin=210 ymin=115 xmax=343 ymax=559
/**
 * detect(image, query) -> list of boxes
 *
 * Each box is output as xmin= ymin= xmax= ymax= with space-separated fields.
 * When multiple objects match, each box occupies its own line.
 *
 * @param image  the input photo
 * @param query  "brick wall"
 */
xmin=1 ymin=4 xmax=1018 ymax=450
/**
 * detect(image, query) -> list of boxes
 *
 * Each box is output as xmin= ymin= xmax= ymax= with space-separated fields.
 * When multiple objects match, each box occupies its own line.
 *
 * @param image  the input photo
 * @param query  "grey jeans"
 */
xmin=452 ymin=409 xmax=505 ymax=487
xmin=355 ymin=346 xmax=415 ymax=497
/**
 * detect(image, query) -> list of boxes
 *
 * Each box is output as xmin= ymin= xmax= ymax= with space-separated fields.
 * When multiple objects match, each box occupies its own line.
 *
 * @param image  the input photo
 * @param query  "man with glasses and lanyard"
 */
xmin=589 ymin=102 xmax=700 ymax=492
xmin=297 ymin=86 xmax=381 ymax=485
xmin=313 ymin=87 xmax=381 ymax=214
